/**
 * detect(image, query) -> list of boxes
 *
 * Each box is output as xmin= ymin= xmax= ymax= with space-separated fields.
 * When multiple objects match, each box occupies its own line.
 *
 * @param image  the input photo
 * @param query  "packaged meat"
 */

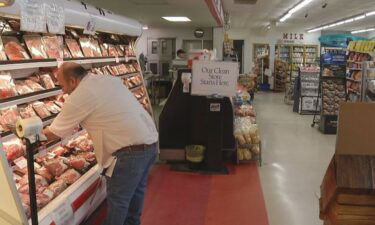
xmin=44 ymin=157 xmax=68 ymax=176
xmin=100 ymin=44 xmax=108 ymax=56
xmin=36 ymin=193 xmax=53 ymax=209
xmin=65 ymin=155 xmax=89 ymax=170
xmin=2 ymin=36 xmax=30 ymax=60
xmin=44 ymin=101 xmax=61 ymax=114
xmin=23 ymin=35 xmax=48 ymax=59
xmin=19 ymin=193 xmax=31 ymax=217
xmin=66 ymin=38 xmax=84 ymax=58
xmin=28 ymin=75 xmax=40 ymax=83
xmin=18 ymin=104 xmax=37 ymax=119
xmin=42 ymin=36 xmax=64 ymax=59
xmin=45 ymin=179 xmax=67 ymax=198
xmin=15 ymin=80 xmax=33 ymax=95
xmin=19 ymin=174 xmax=48 ymax=187
xmin=115 ymin=45 xmax=124 ymax=56
xmin=7 ymin=19 xmax=20 ymax=32
xmin=49 ymin=145 xmax=67 ymax=156
xmin=0 ymin=105 xmax=19 ymax=131
xmin=63 ymin=45 xmax=72 ymax=58
xmin=3 ymin=138 xmax=25 ymax=161
xmin=40 ymin=74 xmax=55 ymax=89
xmin=79 ymin=37 xmax=94 ymax=57
xmin=32 ymin=101 xmax=51 ymax=119
xmin=35 ymin=166 xmax=53 ymax=182
xmin=90 ymin=39 xmax=102 ymax=57
xmin=57 ymin=169 xmax=81 ymax=184
xmin=25 ymin=79 xmax=44 ymax=91
xmin=106 ymin=44 xmax=118 ymax=57
xmin=0 ymin=38 xmax=8 ymax=60
xmin=14 ymin=159 xmax=41 ymax=176
xmin=0 ymin=73 xmax=18 ymax=99
xmin=54 ymin=100 xmax=64 ymax=108
xmin=13 ymin=172 xmax=22 ymax=183
xmin=67 ymin=134 xmax=94 ymax=151
xmin=76 ymin=152 xmax=96 ymax=164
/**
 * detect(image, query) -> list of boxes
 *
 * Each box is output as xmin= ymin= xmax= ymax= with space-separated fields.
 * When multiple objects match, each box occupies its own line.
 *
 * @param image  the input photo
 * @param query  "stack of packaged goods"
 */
xmin=232 ymin=85 xmax=261 ymax=164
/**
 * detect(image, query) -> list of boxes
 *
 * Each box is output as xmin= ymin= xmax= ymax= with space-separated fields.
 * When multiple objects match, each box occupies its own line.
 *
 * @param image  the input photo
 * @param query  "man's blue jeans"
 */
xmin=104 ymin=143 xmax=157 ymax=225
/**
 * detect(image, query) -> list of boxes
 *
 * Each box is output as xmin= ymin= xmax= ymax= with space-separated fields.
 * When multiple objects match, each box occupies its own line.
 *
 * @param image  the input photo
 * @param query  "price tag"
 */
xmin=115 ymin=56 xmax=120 ymax=63
xmin=125 ymin=56 xmax=129 ymax=62
xmin=83 ymin=15 xmax=96 ymax=35
xmin=57 ymin=58 xmax=64 ymax=68
xmin=45 ymin=0 xmax=65 ymax=34
xmin=14 ymin=156 xmax=27 ymax=169
xmin=20 ymin=0 xmax=47 ymax=33
xmin=52 ymin=201 xmax=74 ymax=225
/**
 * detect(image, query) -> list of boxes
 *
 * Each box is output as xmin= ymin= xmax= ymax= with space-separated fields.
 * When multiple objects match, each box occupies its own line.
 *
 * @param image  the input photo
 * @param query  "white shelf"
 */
xmin=0 ymin=89 xmax=62 ymax=109
xmin=0 ymin=61 xmax=58 ymax=71
xmin=130 ymin=85 xmax=144 ymax=92
xmin=66 ymin=57 xmax=124 ymax=65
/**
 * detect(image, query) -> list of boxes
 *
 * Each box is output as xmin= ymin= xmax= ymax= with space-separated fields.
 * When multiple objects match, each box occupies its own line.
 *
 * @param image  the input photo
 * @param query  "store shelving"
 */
xmin=0 ymin=88 xmax=62 ymax=109
xmin=298 ymin=68 xmax=320 ymax=114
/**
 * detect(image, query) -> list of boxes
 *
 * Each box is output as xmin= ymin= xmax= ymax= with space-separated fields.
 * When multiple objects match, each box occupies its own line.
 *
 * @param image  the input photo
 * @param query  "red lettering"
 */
xmin=283 ymin=33 xmax=288 ymax=39
xmin=294 ymin=33 xmax=298 ymax=39
xmin=300 ymin=34 xmax=304 ymax=40
xmin=290 ymin=33 xmax=293 ymax=39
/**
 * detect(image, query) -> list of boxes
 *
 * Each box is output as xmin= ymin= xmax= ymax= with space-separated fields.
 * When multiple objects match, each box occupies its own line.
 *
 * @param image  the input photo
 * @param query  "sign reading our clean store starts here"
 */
xmin=191 ymin=60 xmax=238 ymax=97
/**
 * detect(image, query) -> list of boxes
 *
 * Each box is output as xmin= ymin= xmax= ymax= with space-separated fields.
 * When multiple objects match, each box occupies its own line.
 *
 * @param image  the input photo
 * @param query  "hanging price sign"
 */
xmin=83 ymin=15 xmax=96 ymax=35
xmin=20 ymin=0 xmax=47 ymax=33
xmin=45 ymin=0 xmax=65 ymax=34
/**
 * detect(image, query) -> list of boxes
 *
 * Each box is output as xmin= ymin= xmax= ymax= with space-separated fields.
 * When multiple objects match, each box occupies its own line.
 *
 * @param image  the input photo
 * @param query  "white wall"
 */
xmin=213 ymin=27 xmax=322 ymax=74
xmin=136 ymin=27 xmax=213 ymax=57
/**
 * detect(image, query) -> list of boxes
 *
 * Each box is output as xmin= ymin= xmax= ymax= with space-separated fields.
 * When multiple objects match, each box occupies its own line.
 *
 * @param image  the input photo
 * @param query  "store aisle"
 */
xmin=255 ymin=92 xmax=336 ymax=225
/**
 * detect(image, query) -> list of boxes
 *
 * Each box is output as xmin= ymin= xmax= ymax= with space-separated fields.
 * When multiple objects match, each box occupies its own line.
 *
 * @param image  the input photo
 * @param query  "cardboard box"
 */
xmin=336 ymin=103 xmax=375 ymax=156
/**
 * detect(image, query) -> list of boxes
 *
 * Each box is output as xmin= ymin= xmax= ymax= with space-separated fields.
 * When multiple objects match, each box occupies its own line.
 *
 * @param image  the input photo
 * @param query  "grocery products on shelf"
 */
xmin=321 ymin=78 xmax=346 ymax=115
xmin=233 ymin=85 xmax=261 ymax=165
xmin=347 ymin=40 xmax=375 ymax=53
xmin=298 ymin=67 xmax=320 ymax=114
xmin=274 ymin=60 xmax=288 ymax=91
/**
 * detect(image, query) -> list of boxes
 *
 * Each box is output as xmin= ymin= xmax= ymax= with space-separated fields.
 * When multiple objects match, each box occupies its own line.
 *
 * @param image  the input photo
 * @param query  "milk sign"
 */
xmin=191 ymin=60 xmax=238 ymax=97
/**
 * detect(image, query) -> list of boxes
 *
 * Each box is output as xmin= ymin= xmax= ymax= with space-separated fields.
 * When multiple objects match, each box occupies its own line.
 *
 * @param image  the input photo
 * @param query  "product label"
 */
xmin=57 ymin=58 xmax=64 ymax=68
xmin=14 ymin=156 xmax=28 ymax=169
xmin=210 ymin=103 xmax=221 ymax=112
xmin=115 ymin=56 xmax=120 ymax=63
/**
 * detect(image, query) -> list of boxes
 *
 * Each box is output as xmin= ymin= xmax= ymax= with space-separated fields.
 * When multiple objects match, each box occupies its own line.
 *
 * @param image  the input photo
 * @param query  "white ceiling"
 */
xmin=83 ymin=0 xmax=217 ymax=28
xmin=223 ymin=0 xmax=375 ymax=32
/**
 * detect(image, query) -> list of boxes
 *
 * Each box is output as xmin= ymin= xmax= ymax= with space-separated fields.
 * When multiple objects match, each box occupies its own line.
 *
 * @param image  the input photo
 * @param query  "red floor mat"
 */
xmin=84 ymin=163 xmax=269 ymax=225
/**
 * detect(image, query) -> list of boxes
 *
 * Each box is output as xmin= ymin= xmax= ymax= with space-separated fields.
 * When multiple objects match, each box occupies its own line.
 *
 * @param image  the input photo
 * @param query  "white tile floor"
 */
xmin=255 ymin=92 xmax=336 ymax=225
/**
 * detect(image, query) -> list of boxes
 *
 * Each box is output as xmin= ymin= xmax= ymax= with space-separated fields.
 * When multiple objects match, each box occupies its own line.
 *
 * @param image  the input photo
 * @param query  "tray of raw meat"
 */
xmin=90 ymin=39 xmax=102 ymax=57
xmin=23 ymin=35 xmax=48 ymax=59
xmin=2 ymin=36 xmax=30 ymax=60
xmin=79 ymin=37 xmax=95 ymax=57
xmin=66 ymin=38 xmax=84 ymax=58
xmin=42 ymin=36 xmax=64 ymax=59
xmin=0 ymin=73 xmax=18 ymax=99
xmin=32 ymin=101 xmax=51 ymax=119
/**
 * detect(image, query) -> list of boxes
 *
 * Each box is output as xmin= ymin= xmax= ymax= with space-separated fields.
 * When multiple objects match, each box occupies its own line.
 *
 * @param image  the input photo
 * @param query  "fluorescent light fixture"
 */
xmin=351 ymin=28 xmax=375 ymax=34
xmin=307 ymin=11 xmax=375 ymax=33
xmin=279 ymin=0 xmax=315 ymax=23
xmin=279 ymin=13 xmax=292 ymax=22
xmin=366 ymin=11 xmax=375 ymax=16
xmin=162 ymin=16 xmax=191 ymax=22
xmin=354 ymin=15 xmax=366 ymax=21
xmin=142 ymin=25 xmax=149 ymax=30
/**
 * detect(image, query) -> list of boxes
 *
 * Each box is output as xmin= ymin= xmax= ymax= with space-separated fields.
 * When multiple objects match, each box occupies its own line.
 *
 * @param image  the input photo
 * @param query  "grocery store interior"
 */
xmin=0 ymin=0 xmax=375 ymax=225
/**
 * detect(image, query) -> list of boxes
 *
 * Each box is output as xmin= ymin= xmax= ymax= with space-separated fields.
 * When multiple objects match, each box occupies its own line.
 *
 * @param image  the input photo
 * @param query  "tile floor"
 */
xmin=255 ymin=92 xmax=336 ymax=225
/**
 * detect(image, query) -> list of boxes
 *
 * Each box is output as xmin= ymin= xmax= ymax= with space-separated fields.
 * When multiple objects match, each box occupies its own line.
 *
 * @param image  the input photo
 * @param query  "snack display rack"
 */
xmin=346 ymin=40 xmax=375 ymax=102
xmin=0 ymin=1 xmax=152 ymax=225
xmin=274 ymin=59 xmax=288 ymax=92
xmin=360 ymin=61 xmax=375 ymax=103
xmin=311 ymin=46 xmax=346 ymax=134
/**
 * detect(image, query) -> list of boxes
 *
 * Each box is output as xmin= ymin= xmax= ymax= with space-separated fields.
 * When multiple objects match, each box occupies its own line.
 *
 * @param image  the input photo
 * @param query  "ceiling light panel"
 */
xmin=279 ymin=0 xmax=315 ymax=23
xmin=308 ymin=10 xmax=375 ymax=33
xmin=162 ymin=17 xmax=191 ymax=22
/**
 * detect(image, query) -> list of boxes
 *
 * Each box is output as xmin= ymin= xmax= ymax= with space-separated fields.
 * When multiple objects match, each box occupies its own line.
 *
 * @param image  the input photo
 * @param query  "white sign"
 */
xmin=83 ymin=15 xmax=96 ymax=35
xmin=191 ymin=60 xmax=238 ymax=97
xmin=45 ymin=0 xmax=65 ymax=34
xmin=20 ymin=0 xmax=47 ymax=33
xmin=210 ymin=103 xmax=221 ymax=112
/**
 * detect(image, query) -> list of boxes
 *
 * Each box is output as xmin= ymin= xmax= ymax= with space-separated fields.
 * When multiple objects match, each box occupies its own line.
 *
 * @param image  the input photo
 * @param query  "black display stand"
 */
xmin=159 ymin=69 xmax=235 ymax=174
xmin=25 ymin=138 xmax=39 ymax=225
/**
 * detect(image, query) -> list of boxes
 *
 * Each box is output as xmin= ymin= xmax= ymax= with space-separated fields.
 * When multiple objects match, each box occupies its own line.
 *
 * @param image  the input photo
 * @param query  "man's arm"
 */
xmin=43 ymin=126 xmax=60 ymax=141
